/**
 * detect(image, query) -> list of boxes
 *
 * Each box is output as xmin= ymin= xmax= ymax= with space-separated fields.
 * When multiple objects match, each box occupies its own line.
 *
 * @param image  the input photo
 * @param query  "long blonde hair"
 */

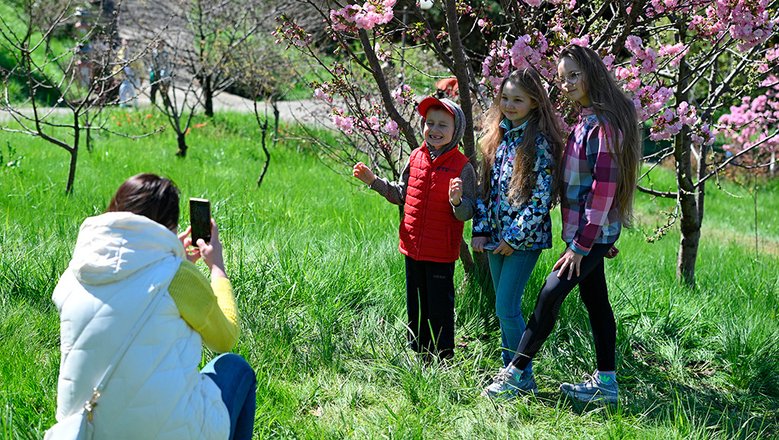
xmin=479 ymin=68 xmax=564 ymax=204
xmin=559 ymin=45 xmax=641 ymax=226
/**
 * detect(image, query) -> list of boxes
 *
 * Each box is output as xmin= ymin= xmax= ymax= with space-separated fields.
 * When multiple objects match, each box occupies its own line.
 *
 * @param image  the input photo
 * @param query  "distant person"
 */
xmin=75 ymin=43 xmax=93 ymax=88
xmin=149 ymin=41 xmax=171 ymax=105
xmin=485 ymin=45 xmax=639 ymax=404
xmin=435 ymin=77 xmax=458 ymax=98
xmin=475 ymin=68 xmax=564 ymax=399
xmin=353 ymin=97 xmax=476 ymax=359
xmin=45 ymin=174 xmax=256 ymax=439
xmin=119 ymin=64 xmax=139 ymax=108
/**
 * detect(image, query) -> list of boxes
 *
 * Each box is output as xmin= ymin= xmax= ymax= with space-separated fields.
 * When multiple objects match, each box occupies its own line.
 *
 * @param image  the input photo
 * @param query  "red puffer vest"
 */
xmin=399 ymin=144 xmax=469 ymax=263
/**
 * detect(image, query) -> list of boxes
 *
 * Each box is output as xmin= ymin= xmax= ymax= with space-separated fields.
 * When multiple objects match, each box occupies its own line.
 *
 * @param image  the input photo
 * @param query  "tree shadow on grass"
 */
xmin=531 ymin=369 xmax=779 ymax=439
xmin=622 ymin=376 xmax=778 ymax=439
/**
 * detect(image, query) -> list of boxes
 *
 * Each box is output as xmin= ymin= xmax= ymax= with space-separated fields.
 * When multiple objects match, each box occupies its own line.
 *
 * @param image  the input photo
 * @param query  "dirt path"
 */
xmin=0 ymin=88 xmax=330 ymax=126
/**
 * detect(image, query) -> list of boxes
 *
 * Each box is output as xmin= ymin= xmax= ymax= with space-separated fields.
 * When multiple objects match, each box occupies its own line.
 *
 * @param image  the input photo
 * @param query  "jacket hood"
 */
xmin=69 ymin=212 xmax=184 ymax=285
xmin=418 ymin=96 xmax=466 ymax=158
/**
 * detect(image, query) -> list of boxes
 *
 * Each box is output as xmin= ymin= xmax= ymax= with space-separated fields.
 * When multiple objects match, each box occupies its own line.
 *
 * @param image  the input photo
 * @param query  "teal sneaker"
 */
xmin=481 ymin=365 xmax=538 ymax=401
xmin=560 ymin=370 xmax=618 ymax=404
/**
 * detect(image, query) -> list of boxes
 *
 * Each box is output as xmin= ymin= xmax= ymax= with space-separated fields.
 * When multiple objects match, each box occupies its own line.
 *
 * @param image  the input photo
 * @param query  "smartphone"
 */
xmin=189 ymin=198 xmax=211 ymax=244
xmin=482 ymin=242 xmax=498 ymax=251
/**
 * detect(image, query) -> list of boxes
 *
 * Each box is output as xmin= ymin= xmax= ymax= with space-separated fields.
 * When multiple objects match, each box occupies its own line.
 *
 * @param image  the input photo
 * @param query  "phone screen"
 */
xmin=189 ymin=198 xmax=211 ymax=244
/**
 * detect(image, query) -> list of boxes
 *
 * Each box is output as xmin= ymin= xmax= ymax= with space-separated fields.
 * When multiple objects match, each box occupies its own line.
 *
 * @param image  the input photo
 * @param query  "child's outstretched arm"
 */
xmin=353 ymin=160 xmax=410 ymax=206
xmin=450 ymin=162 xmax=476 ymax=221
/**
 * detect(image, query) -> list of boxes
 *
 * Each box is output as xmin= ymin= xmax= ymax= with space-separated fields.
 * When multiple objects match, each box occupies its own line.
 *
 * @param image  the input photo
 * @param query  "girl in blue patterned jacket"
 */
xmin=473 ymin=68 xmax=563 ymax=398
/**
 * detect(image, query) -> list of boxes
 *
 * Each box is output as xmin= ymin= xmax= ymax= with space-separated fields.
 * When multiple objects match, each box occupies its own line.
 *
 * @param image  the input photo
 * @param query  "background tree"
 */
xmin=227 ymin=32 xmax=296 ymax=187
xmin=123 ymin=0 xmax=268 ymax=155
xmin=182 ymin=0 xmax=261 ymax=117
xmin=0 ymin=0 xmax=150 ymax=193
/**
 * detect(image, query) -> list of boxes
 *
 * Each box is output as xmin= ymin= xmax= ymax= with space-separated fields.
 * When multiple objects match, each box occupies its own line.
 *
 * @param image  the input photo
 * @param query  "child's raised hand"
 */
xmin=449 ymin=178 xmax=463 ymax=205
xmin=353 ymin=162 xmax=376 ymax=185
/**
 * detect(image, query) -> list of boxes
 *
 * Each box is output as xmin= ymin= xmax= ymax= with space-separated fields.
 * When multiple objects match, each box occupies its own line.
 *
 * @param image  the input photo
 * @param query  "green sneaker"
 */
xmin=481 ymin=365 xmax=538 ymax=401
xmin=560 ymin=370 xmax=618 ymax=404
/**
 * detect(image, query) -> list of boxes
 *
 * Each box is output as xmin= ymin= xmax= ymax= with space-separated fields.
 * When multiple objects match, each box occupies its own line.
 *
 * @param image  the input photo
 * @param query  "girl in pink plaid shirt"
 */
xmin=483 ymin=45 xmax=641 ymax=404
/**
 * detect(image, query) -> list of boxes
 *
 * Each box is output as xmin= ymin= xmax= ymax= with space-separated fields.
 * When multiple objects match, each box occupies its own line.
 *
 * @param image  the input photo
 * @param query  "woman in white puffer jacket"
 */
xmin=49 ymin=173 xmax=256 ymax=439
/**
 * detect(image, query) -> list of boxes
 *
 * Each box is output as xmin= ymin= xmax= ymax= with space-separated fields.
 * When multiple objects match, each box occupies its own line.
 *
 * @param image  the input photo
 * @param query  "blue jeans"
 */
xmin=202 ymin=353 xmax=257 ymax=440
xmin=488 ymin=250 xmax=541 ymax=371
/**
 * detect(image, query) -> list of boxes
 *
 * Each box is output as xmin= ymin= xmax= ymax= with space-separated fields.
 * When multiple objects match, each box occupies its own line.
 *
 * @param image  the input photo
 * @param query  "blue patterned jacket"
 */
xmin=472 ymin=119 xmax=555 ymax=251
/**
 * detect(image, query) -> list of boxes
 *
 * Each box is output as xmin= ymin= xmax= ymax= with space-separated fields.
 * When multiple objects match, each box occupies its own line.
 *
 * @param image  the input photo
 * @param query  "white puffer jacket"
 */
xmin=52 ymin=212 xmax=229 ymax=439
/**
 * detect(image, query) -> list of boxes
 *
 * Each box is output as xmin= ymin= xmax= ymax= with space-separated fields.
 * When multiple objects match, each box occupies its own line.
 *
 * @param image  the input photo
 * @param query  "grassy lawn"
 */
xmin=0 ymin=111 xmax=777 ymax=439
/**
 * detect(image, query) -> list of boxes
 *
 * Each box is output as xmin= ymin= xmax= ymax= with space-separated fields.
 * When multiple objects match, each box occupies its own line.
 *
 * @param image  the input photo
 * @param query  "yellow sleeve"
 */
xmin=168 ymin=261 xmax=240 ymax=353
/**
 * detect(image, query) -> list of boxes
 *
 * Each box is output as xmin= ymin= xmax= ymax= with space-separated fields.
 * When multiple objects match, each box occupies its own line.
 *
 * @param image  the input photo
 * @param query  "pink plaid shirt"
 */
xmin=561 ymin=107 xmax=622 ymax=255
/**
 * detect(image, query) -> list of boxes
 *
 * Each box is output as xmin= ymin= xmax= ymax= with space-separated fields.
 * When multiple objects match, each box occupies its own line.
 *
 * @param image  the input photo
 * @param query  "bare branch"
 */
xmin=357 ymin=29 xmax=418 ymax=152
xmin=637 ymin=185 xmax=678 ymax=198
xmin=696 ymin=132 xmax=779 ymax=187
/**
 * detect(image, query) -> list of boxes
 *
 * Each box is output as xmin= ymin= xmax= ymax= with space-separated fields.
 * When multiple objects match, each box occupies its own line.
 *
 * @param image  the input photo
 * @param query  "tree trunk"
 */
xmin=443 ymin=0 xmax=476 ymax=164
xmin=254 ymin=100 xmax=272 ymax=188
xmin=673 ymin=29 xmax=700 ymax=286
xmin=459 ymin=239 xmax=474 ymax=273
xmin=66 ymin=147 xmax=78 ymax=194
xmin=66 ymin=114 xmax=81 ymax=194
xmin=677 ymin=189 xmax=700 ymax=285
xmin=203 ymin=75 xmax=214 ymax=117
xmin=84 ymin=111 xmax=93 ymax=153
xmin=443 ymin=0 xmax=486 ymax=279
xmin=176 ymin=132 xmax=188 ymax=157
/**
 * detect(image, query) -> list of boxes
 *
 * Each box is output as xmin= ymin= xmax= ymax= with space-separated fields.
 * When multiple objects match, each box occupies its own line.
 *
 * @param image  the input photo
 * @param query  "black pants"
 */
xmin=510 ymin=243 xmax=616 ymax=371
xmin=405 ymin=256 xmax=456 ymax=358
xmin=150 ymin=82 xmax=159 ymax=104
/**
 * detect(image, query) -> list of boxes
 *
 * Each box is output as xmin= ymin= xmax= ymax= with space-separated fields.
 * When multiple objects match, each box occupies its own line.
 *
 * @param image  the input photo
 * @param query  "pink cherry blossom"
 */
xmin=659 ymin=43 xmax=689 ymax=67
xmin=313 ymin=87 xmax=334 ymax=103
xmin=329 ymin=0 xmax=397 ymax=33
xmin=569 ymin=35 xmax=590 ymax=47
xmin=603 ymin=54 xmax=616 ymax=70
xmin=332 ymin=114 xmax=355 ymax=134
xmin=384 ymin=119 xmax=400 ymax=138
xmin=717 ymin=74 xmax=779 ymax=157
xmin=392 ymin=84 xmax=413 ymax=106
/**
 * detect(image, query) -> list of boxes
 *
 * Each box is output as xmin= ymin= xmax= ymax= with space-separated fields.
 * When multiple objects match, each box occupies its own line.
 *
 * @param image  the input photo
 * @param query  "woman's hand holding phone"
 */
xmin=196 ymin=219 xmax=226 ymax=279
xmin=178 ymin=226 xmax=201 ymax=264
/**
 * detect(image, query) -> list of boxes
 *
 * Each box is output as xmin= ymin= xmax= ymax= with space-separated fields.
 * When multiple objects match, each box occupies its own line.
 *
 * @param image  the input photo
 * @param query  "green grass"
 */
xmin=1 ymin=111 xmax=778 ymax=439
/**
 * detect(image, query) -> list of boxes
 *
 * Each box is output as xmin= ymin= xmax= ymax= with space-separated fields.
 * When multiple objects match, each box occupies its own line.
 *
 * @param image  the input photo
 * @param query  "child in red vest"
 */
xmin=353 ymin=97 xmax=476 ymax=359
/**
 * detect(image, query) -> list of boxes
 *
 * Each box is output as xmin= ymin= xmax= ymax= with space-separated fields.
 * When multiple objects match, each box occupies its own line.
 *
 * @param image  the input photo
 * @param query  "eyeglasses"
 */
xmin=556 ymin=71 xmax=583 ymax=86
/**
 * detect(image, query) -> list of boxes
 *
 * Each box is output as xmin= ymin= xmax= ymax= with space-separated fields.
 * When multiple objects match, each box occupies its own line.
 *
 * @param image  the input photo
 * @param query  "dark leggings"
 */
xmin=509 ymin=243 xmax=616 ymax=372
xmin=405 ymin=256 xmax=456 ymax=358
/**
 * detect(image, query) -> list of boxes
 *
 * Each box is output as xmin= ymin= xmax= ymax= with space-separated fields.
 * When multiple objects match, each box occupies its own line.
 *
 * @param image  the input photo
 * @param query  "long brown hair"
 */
xmin=479 ymin=68 xmax=564 ymax=204
xmin=559 ymin=45 xmax=641 ymax=226
xmin=107 ymin=173 xmax=180 ymax=231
